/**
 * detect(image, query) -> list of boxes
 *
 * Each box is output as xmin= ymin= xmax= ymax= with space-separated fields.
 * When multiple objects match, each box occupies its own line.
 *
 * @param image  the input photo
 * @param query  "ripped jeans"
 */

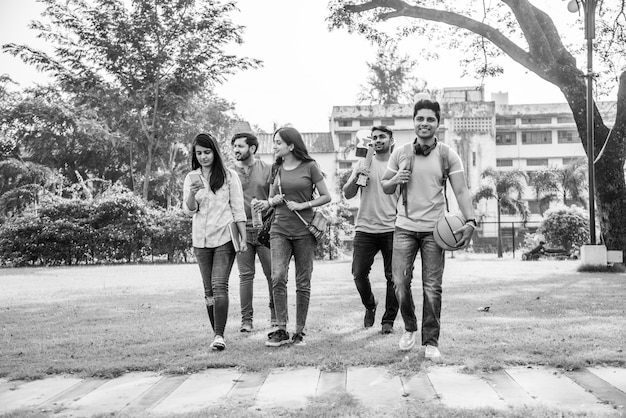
xmin=194 ymin=242 xmax=236 ymax=337
xmin=392 ymin=227 xmax=445 ymax=347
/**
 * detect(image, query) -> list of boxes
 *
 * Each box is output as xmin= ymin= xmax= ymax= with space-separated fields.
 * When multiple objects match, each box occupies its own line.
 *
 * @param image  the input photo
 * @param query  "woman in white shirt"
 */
xmin=183 ymin=133 xmax=246 ymax=351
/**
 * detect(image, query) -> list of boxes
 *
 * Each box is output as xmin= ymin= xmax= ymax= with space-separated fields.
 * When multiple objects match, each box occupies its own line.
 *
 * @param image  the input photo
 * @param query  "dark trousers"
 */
xmin=352 ymin=230 xmax=399 ymax=325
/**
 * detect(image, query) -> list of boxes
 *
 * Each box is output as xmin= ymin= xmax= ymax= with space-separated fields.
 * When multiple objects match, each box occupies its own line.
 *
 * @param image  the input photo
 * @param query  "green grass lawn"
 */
xmin=1 ymin=255 xmax=625 ymax=381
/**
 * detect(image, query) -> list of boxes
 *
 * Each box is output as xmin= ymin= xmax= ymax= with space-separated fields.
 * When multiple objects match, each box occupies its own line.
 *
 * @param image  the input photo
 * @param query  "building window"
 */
xmin=557 ymin=116 xmax=575 ymax=123
xmin=496 ymin=159 xmax=513 ymax=167
xmin=338 ymin=120 xmax=352 ymax=127
xmin=454 ymin=117 xmax=492 ymax=133
xmin=558 ymin=130 xmax=578 ymax=143
xmin=338 ymin=161 xmax=354 ymax=169
xmin=360 ymin=119 xmax=374 ymax=127
xmin=527 ymin=158 xmax=549 ymax=166
xmin=496 ymin=117 xmax=516 ymax=126
xmin=496 ymin=131 xmax=517 ymax=145
xmin=336 ymin=132 xmax=351 ymax=147
xmin=380 ymin=118 xmax=394 ymax=126
xmin=521 ymin=116 xmax=552 ymax=124
xmin=522 ymin=131 xmax=552 ymax=144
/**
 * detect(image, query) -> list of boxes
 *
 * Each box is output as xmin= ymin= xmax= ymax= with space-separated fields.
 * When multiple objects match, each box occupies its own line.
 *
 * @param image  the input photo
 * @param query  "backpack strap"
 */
xmin=401 ymin=143 xmax=413 ymax=217
xmin=439 ymin=142 xmax=451 ymax=212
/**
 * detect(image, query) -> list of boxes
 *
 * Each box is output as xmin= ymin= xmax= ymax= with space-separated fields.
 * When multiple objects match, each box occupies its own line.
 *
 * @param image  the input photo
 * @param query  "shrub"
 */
xmin=91 ymin=191 xmax=152 ymax=262
xmin=0 ymin=217 xmax=44 ymax=266
xmin=539 ymin=205 xmax=589 ymax=251
xmin=314 ymin=200 xmax=353 ymax=260
xmin=148 ymin=208 xmax=192 ymax=262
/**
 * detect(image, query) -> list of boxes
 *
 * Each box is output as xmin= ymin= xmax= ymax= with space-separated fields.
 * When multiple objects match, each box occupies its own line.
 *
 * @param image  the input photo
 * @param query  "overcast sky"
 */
xmin=1 ymin=0 xmax=585 ymax=133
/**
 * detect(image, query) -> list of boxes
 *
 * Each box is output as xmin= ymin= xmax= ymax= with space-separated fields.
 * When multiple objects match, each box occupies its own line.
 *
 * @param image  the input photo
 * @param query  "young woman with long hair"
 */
xmin=253 ymin=127 xmax=331 ymax=347
xmin=183 ymin=133 xmax=246 ymax=351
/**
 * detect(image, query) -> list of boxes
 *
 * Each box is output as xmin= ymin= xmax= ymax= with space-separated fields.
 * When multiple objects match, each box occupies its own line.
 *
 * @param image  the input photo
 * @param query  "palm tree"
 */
xmin=528 ymin=168 xmax=559 ymax=215
xmin=555 ymin=158 xmax=588 ymax=207
xmin=473 ymin=168 xmax=529 ymax=258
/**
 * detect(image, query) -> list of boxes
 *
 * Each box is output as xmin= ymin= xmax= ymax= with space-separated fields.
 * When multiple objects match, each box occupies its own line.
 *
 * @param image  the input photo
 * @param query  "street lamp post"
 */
xmin=567 ymin=0 xmax=597 ymax=245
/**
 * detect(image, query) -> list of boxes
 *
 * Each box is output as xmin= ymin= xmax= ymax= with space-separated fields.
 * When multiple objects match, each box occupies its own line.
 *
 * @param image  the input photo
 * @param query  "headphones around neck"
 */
xmin=413 ymin=139 xmax=437 ymax=156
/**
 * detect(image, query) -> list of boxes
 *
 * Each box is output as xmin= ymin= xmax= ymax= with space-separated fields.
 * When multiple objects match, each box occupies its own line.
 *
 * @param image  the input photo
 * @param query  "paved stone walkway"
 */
xmin=1 ymin=366 xmax=625 ymax=416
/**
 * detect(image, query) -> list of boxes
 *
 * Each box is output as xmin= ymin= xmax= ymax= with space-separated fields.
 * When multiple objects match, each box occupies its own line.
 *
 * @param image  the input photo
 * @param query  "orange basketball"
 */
xmin=433 ymin=214 xmax=467 ymax=251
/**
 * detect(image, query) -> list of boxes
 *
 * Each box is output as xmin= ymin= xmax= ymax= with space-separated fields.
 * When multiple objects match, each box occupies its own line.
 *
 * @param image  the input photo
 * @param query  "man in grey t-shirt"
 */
xmin=382 ymin=100 xmax=476 ymax=359
xmin=343 ymin=126 xmax=400 ymax=334
xmin=231 ymin=132 xmax=275 ymax=332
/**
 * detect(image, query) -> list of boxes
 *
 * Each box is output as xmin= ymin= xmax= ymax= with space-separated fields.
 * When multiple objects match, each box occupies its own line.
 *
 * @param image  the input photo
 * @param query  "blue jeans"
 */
xmin=352 ymin=231 xmax=398 ymax=325
xmin=270 ymin=232 xmax=316 ymax=334
xmin=194 ymin=242 xmax=236 ymax=337
xmin=237 ymin=227 xmax=274 ymax=324
xmin=392 ymin=227 xmax=445 ymax=347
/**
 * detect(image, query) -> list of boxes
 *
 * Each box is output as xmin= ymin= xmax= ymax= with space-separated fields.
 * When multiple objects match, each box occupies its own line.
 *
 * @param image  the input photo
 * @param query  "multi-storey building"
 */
xmin=243 ymin=87 xmax=617 ymax=248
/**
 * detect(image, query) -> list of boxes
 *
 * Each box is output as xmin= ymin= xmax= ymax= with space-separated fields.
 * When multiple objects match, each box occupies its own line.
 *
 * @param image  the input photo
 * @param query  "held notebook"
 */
xmin=228 ymin=222 xmax=242 ymax=252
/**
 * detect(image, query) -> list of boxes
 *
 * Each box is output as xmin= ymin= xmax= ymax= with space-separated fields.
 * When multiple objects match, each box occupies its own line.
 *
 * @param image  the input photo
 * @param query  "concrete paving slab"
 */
xmin=123 ymin=375 xmax=187 ymax=414
xmin=316 ymin=370 xmax=346 ymax=396
xmin=254 ymin=367 xmax=319 ymax=409
xmin=589 ymin=367 xmax=626 ymax=394
xmin=427 ymin=366 xmax=505 ymax=409
xmin=0 ymin=376 xmax=82 ymax=413
xmin=400 ymin=373 xmax=437 ymax=401
xmin=62 ymin=372 xmax=162 ymax=417
xmin=506 ymin=366 xmax=614 ymax=414
xmin=39 ymin=378 xmax=107 ymax=412
xmin=346 ymin=366 xmax=404 ymax=408
xmin=0 ymin=379 xmax=25 ymax=396
xmin=483 ymin=369 xmax=536 ymax=406
xmin=150 ymin=369 xmax=241 ymax=414
xmin=227 ymin=372 xmax=266 ymax=399
xmin=565 ymin=368 xmax=626 ymax=411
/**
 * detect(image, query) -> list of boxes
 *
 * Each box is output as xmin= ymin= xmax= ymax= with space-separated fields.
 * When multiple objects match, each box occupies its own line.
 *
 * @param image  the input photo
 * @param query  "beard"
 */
xmin=235 ymin=150 xmax=252 ymax=161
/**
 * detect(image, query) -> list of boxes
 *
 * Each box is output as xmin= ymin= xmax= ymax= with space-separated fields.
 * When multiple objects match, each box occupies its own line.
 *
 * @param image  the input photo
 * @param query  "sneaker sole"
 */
xmin=211 ymin=343 xmax=225 ymax=351
xmin=265 ymin=339 xmax=291 ymax=347
xmin=399 ymin=340 xmax=416 ymax=351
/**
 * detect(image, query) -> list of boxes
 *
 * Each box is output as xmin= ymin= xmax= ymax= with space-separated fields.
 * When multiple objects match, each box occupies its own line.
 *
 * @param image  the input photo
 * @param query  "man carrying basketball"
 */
xmin=381 ymin=99 xmax=476 ymax=358
xmin=343 ymin=125 xmax=400 ymax=334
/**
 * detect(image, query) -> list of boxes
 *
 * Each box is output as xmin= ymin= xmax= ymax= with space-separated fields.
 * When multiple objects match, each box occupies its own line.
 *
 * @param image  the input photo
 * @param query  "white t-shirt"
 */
xmin=351 ymin=157 xmax=399 ymax=234
xmin=386 ymin=142 xmax=463 ymax=232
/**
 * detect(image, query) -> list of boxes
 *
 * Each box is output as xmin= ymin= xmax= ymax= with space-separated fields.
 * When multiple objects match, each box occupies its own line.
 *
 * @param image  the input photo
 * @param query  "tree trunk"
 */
xmin=560 ymin=71 xmax=626 ymax=253
xmin=143 ymin=144 xmax=153 ymax=201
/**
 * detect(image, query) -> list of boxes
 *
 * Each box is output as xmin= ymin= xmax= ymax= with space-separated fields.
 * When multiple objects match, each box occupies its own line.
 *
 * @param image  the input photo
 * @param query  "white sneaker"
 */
xmin=211 ymin=335 xmax=225 ymax=351
xmin=424 ymin=345 xmax=441 ymax=359
xmin=399 ymin=331 xmax=417 ymax=351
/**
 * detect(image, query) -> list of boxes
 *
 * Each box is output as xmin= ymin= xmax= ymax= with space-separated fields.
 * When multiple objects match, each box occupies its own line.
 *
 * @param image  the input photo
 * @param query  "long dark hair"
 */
xmin=191 ymin=133 xmax=227 ymax=193
xmin=273 ymin=127 xmax=315 ymax=166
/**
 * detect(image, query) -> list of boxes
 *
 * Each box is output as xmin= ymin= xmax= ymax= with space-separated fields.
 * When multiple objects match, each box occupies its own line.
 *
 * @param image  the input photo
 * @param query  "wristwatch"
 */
xmin=465 ymin=218 xmax=477 ymax=229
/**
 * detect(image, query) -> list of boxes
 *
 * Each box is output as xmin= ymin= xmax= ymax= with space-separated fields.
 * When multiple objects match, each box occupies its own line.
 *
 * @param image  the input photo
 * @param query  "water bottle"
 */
xmin=251 ymin=197 xmax=263 ymax=228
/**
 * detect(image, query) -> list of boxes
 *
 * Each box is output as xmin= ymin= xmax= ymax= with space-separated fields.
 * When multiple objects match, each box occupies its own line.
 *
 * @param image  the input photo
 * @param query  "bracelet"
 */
xmin=465 ymin=219 xmax=477 ymax=229
xmin=308 ymin=201 xmax=312 ymax=209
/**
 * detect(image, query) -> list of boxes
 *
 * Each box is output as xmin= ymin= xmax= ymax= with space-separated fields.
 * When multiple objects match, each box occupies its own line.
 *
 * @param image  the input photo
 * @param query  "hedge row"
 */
xmin=0 ymin=193 xmax=192 ymax=266
xmin=0 ymin=191 xmax=354 ymax=267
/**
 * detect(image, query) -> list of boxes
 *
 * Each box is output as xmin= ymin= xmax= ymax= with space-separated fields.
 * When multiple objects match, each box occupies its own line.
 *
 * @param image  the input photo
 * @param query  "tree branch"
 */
xmin=344 ymin=0 xmax=543 ymax=75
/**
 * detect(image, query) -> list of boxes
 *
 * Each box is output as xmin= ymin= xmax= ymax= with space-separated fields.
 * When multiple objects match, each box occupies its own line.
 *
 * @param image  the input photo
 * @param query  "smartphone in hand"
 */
xmin=189 ymin=173 xmax=203 ymax=187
